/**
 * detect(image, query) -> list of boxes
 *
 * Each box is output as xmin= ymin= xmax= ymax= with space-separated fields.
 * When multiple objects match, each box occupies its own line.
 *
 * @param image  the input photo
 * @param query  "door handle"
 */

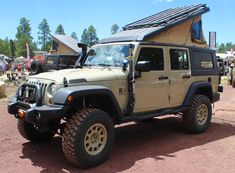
xmin=158 ymin=76 xmax=168 ymax=80
xmin=182 ymin=74 xmax=191 ymax=79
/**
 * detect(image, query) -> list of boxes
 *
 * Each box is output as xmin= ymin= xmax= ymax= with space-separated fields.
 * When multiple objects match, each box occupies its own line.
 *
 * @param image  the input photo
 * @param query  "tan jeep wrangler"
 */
xmin=8 ymin=4 xmax=223 ymax=168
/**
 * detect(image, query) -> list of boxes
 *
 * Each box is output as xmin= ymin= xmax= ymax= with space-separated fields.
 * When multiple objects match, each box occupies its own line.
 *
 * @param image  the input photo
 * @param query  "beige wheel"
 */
xmin=62 ymin=108 xmax=115 ymax=168
xmin=84 ymin=123 xmax=107 ymax=156
xmin=183 ymin=95 xmax=212 ymax=133
xmin=196 ymin=104 xmax=208 ymax=126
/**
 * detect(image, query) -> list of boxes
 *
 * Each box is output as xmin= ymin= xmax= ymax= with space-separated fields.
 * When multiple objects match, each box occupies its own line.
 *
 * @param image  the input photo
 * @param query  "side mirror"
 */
xmin=136 ymin=61 xmax=151 ymax=72
xmin=89 ymin=49 xmax=96 ymax=56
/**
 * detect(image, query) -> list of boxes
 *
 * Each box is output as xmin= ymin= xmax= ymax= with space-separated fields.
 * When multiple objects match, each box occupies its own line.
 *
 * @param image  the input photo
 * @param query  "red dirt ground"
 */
xmin=0 ymin=85 xmax=234 ymax=173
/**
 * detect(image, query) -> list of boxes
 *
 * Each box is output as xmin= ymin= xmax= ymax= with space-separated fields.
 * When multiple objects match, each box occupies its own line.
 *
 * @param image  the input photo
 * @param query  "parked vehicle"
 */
xmin=30 ymin=54 xmax=80 ymax=75
xmin=7 ymin=4 xmax=223 ymax=168
xmin=216 ymin=56 xmax=225 ymax=76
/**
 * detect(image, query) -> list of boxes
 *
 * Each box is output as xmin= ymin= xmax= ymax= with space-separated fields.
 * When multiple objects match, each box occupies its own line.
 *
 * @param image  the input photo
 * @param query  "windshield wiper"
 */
xmin=98 ymin=63 xmax=111 ymax=69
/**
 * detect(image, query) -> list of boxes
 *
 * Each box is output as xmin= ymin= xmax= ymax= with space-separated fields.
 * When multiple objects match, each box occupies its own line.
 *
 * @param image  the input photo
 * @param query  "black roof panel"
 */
xmin=123 ymin=4 xmax=209 ymax=30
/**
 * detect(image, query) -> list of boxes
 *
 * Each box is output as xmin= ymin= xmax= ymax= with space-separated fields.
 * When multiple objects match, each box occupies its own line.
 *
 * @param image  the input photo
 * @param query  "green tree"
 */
xmin=15 ymin=17 xmax=34 ymax=57
xmin=87 ymin=25 xmax=99 ymax=47
xmin=15 ymin=35 xmax=34 ymax=57
xmin=9 ymin=39 xmax=16 ymax=57
xmin=33 ymin=41 xmax=39 ymax=51
xmin=80 ymin=29 xmax=88 ymax=44
xmin=226 ymin=42 xmax=233 ymax=51
xmin=71 ymin=32 xmax=78 ymax=40
xmin=0 ymin=38 xmax=10 ymax=56
xmin=111 ymin=24 xmax=119 ymax=34
xmin=55 ymin=24 xmax=65 ymax=35
xmin=16 ymin=17 xmax=32 ymax=39
xmin=217 ymin=43 xmax=225 ymax=53
xmin=38 ymin=18 xmax=51 ymax=51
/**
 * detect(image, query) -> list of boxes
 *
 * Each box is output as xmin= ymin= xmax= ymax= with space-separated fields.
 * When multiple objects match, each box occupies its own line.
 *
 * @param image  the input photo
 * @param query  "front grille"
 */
xmin=18 ymin=85 xmax=37 ymax=104
xmin=28 ymin=81 xmax=48 ymax=98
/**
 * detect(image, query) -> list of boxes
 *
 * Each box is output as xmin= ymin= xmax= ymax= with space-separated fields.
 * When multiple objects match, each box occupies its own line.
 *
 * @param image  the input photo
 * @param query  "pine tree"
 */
xmin=15 ymin=17 xmax=34 ymax=57
xmin=86 ymin=25 xmax=99 ymax=47
xmin=9 ymin=39 xmax=16 ymax=57
xmin=71 ymin=32 xmax=78 ymax=40
xmin=0 ymin=38 xmax=10 ymax=56
xmin=80 ymin=29 xmax=88 ymax=44
xmin=55 ymin=24 xmax=65 ymax=35
xmin=38 ymin=18 xmax=51 ymax=51
xmin=16 ymin=18 xmax=32 ymax=39
xmin=111 ymin=24 xmax=119 ymax=34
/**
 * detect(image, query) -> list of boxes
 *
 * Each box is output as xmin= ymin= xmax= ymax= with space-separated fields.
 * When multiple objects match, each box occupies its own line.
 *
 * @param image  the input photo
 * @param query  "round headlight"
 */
xmin=48 ymin=83 xmax=57 ymax=95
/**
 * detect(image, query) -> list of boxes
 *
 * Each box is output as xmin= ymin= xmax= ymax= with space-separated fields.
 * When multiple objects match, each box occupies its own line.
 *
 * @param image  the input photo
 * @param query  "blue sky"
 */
xmin=0 ymin=0 xmax=234 ymax=44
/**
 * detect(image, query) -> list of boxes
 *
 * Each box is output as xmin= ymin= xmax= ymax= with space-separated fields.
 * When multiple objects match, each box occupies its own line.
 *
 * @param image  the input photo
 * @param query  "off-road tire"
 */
xmin=183 ymin=95 xmax=212 ymax=133
xmin=17 ymin=120 xmax=55 ymax=142
xmin=62 ymin=108 xmax=115 ymax=168
xmin=30 ymin=60 xmax=42 ymax=75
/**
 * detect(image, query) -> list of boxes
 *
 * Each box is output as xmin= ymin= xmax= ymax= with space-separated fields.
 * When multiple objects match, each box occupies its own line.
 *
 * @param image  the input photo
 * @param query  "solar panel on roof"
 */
xmin=123 ymin=4 xmax=209 ymax=30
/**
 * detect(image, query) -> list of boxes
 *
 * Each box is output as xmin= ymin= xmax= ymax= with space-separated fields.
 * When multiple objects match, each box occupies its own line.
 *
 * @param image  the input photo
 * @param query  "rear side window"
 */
xmin=68 ymin=56 xmax=78 ymax=66
xmin=46 ymin=56 xmax=58 ymax=65
xmin=138 ymin=47 xmax=164 ymax=71
xmin=192 ymin=51 xmax=214 ymax=69
xmin=59 ymin=56 xmax=68 ymax=66
xmin=170 ymin=49 xmax=189 ymax=70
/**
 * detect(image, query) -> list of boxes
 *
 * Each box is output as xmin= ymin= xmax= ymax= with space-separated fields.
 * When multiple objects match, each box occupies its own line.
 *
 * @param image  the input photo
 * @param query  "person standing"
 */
xmin=230 ymin=61 xmax=234 ymax=85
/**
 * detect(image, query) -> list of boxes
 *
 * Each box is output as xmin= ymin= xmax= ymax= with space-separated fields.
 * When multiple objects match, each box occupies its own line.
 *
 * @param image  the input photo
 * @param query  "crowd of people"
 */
xmin=0 ymin=61 xmax=28 ymax=76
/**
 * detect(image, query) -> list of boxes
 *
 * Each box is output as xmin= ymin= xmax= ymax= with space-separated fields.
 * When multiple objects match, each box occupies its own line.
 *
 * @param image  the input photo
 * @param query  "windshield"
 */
xmin=84 ymin=44 xmax=129 ymax=67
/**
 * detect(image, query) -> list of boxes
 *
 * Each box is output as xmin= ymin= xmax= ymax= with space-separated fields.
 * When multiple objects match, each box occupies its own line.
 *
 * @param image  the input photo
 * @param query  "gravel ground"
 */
xmin=0 ymin=85 xmax=234 ymax=173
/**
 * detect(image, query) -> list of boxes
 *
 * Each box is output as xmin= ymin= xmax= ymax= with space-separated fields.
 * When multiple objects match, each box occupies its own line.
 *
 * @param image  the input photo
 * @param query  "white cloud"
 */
xmin=152 ymin=0 xmax=174 ymax=3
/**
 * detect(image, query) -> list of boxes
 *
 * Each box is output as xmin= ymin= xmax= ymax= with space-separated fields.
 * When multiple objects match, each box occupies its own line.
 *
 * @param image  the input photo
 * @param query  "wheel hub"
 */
xmin=196 ymin=104 xmax=208 ymax=125
xmin=84 ymin=123 xmax=107 ymax=156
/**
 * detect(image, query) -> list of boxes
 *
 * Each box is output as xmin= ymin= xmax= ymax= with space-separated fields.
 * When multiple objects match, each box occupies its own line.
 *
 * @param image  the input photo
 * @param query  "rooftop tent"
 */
xmin=50 ymin=34 xmax=81 ymax=55
xmin=101 ymin=4 xmax=209 ymax=47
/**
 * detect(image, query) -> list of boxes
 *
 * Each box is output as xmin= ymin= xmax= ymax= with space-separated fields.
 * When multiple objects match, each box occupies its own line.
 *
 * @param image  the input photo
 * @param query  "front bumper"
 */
xmin=7 ymin=83 xmax=67 ymax=124
xmin=8 ymin=100 xmax=67 ymax=124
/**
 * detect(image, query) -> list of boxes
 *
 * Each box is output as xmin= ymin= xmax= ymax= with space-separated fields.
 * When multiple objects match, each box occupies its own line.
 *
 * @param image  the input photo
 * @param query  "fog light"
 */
xmin=67 ymin=96 xmax=73 ymax=102
xmin=18 ymin=110 xmax=26 ymax=118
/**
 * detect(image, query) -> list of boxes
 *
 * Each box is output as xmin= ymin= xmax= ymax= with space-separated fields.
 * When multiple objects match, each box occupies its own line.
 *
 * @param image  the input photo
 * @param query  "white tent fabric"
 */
xmin=16 ymin=56 xmax=26 ymax=61
xmin=216 ymin=53 xmax=235 ymax=61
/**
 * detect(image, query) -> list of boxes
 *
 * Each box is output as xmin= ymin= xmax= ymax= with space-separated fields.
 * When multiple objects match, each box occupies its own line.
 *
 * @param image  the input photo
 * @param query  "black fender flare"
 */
xmin=182 ymin=81 xmax=213 ymax=106
xmin=52 ymin=85 xmax=122 ymax=115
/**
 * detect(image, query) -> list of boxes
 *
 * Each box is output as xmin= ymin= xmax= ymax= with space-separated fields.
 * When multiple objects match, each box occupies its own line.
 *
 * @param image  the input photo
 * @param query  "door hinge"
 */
xmin=168 ymin=95 xmax=170 ymax=100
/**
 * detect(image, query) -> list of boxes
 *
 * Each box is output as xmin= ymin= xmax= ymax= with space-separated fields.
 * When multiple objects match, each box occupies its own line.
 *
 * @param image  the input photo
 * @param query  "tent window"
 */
xmin=191 ymin=20 xmax=203 ymax=43
xmin=51 ymin=41 xmax=58 ymax=51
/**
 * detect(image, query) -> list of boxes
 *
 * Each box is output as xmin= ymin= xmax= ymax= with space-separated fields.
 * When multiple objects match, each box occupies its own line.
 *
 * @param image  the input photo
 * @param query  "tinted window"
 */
xmin=68 ymin=56 xmax=78 ymax=66
xmin=46 ymin=56 xmax=58 ymax=65
xmin=138 ymin=48 xmax=164 ymax=71
xmin=170 ymin=49 xmax=189 ymax=70
xmin=193 ymin=51 xmax=214 ymax=69
xmin=59 ymin=56 xmax=68 ymax=66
